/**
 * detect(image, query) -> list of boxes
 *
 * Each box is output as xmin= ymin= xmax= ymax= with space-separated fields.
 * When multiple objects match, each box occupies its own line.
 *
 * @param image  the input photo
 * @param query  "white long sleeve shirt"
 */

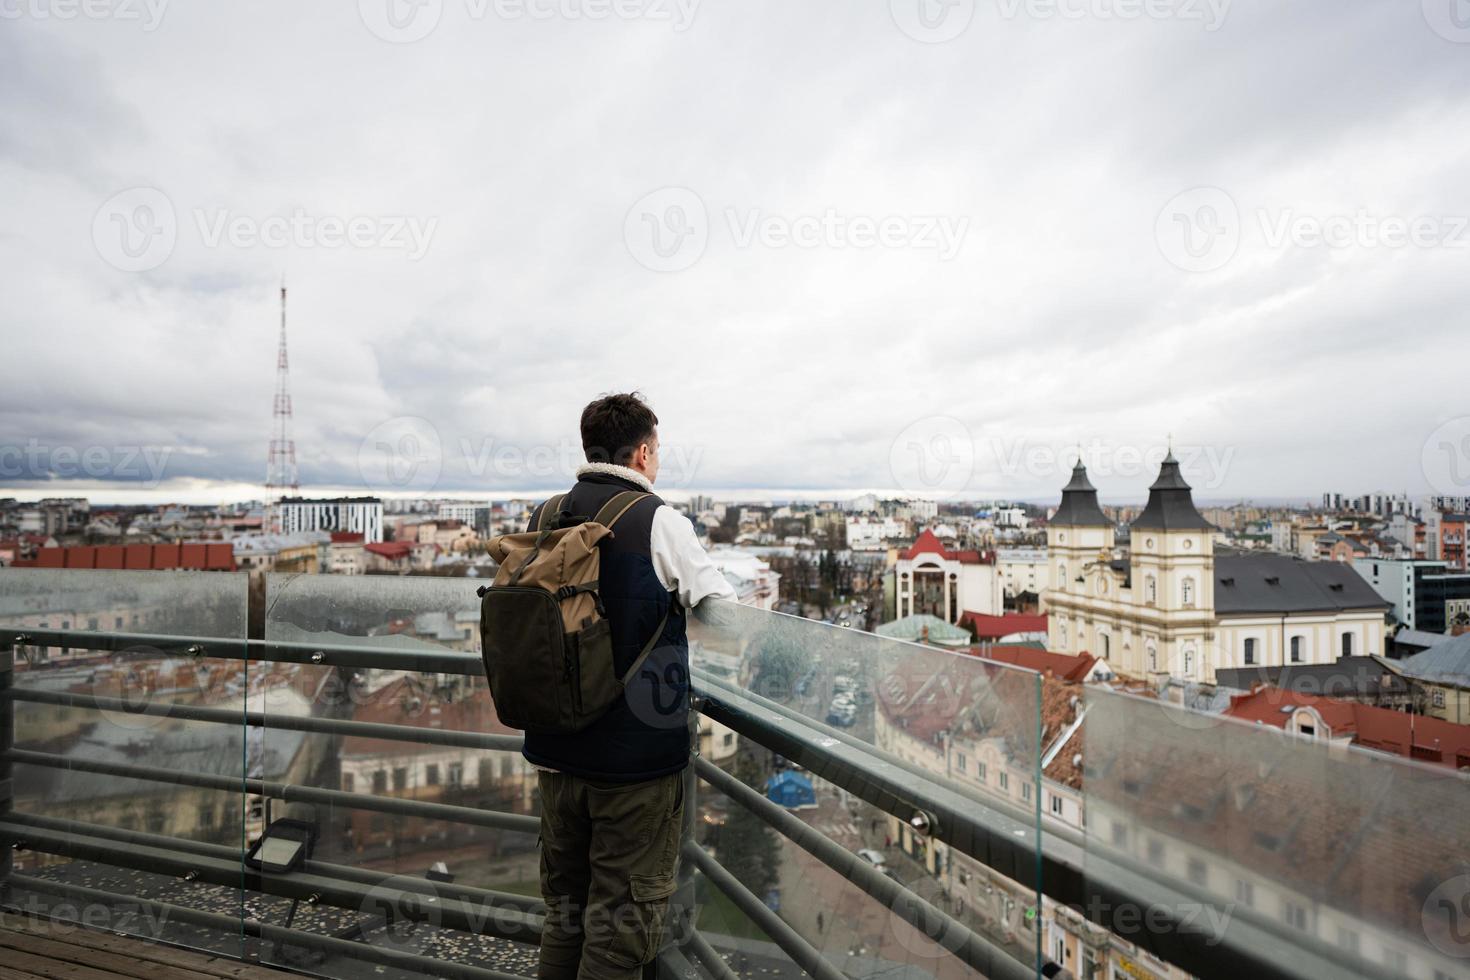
xmin=574 ymin=463 xmax=737 ymax=609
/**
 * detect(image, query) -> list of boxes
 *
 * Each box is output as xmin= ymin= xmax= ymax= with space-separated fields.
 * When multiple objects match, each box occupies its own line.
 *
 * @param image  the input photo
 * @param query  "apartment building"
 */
xmin=276 ymin=496 xmax=384 ymax=543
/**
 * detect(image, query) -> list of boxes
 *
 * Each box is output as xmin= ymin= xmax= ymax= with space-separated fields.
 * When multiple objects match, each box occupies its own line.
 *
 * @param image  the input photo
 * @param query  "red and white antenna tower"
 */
xmin=265 ymin=282 xmax=298 ymax=532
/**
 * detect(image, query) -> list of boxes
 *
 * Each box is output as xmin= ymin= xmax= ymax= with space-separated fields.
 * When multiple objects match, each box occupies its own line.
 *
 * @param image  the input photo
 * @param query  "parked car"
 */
xmin=857 ymin=848 xmax=887 ymax=868
xmin=826 ymin=702 xmax=858 ymax=727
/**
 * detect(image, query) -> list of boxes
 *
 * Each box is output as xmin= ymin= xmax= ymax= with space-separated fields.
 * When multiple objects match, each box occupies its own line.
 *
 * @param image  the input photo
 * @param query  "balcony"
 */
xmin=0 ymin=568 xmax=1466 ymax=980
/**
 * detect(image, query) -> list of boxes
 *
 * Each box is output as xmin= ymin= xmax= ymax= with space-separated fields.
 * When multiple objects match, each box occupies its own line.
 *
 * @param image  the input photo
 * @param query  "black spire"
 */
xmin=1130 ymin=452 xmax=1215 ymax=531
xmin=1051 ymin=461 xmax=1109 ymax=527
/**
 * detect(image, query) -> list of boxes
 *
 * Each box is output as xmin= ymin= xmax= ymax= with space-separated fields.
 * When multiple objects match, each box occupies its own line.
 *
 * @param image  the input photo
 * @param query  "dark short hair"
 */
xmin=580 ymin=392 xmax=658 ymax=465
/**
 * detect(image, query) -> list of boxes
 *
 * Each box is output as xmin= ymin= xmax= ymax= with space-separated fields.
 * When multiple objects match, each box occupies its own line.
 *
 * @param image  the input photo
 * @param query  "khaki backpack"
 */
xmin=478 ymin=489 xmax=667 ymax=734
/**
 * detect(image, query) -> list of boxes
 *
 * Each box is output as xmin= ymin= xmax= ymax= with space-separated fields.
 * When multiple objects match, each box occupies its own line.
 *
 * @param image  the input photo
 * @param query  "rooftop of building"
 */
xmin=1214 ymin=553 xmax=1389 ymax=615
xmin=1128 ymin=452 xmax=1216 ymax=532
xmin=957 ymin=610 xmax=1049 ymax=640
xmin=1399 ymin=632 xmax=1470 ymax=687
xmin=897 ymin=528 xmax=989 ymax=564
xmin=1223 ymin=685 xmax=1470 ymax=770
xmin=874 ymin=613 xmax=972 ymax=647
xmin=1048 ymin=461 xmax=1110 ymax=528
xmin=1214 ymin=655 xmax=1411 ymax=698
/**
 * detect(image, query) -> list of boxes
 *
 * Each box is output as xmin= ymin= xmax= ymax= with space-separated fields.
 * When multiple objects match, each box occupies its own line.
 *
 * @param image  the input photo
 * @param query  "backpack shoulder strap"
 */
xmin=592 ymin=490 xmax=652 ymax=530
xmin=536 ymin=493 xmax=568 ymax=531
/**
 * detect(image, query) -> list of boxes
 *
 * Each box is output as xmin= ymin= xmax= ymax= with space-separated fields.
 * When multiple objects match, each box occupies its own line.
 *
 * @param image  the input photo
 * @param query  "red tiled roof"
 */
xmin=330 ymin=532 xmax=365 ymax=544
xmin=365 ymin=541 xmax=413 ymax=559
xmin=32 ymin=543 xmax=234 ymax=572
xmin=959 ymin=611 xmax=1048 ymax=640
xmin=342 ymin=677 xmax=517 ymax=755
xmin=899 ymin=529 xmax=989 ymax=564
xmin=966 ymin=644 xmax=1098 ymax=683
xmin=1224 ymin=686 xmax=1470 ymax=770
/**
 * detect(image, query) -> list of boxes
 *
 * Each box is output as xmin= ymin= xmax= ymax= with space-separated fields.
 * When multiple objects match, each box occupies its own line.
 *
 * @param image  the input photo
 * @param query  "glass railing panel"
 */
xmin=0 ymin=567 xmax=249 ymax=959
xmin=259 ymin=572 xmax=541 ymax=977
xmin=1082 ymin=686 xmax=1470 ymax=980
xmin=690 ymin=601 xmax=1045 ymax=978
xmin=252 ymin=575 xmax=1043 ymax=979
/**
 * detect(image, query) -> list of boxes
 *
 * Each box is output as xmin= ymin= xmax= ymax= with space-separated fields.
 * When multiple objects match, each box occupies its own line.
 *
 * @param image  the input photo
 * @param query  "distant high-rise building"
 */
xmin=278 ymin=497 xmax=383 ymax=544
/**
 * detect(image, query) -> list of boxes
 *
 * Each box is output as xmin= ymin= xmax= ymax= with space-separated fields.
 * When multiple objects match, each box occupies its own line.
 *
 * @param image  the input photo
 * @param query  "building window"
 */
xmin=1021 ymin=781 xmax=1032 ymax=802
xmin=342 ymin=773 xmax=355 ymax=793
xmin=1290 ymin=636 xmax=1303 ymax=663
xmin=448 ymin=762 xmax=463 ymax=786
xmin=1050 ymin=795 xmax=1063 ymax=816
xmin=1182 ymin=647 xmax=1194 ymax=676
xmin=1101 ymin=633 xmax=1110 ymax=660
xmin=1433 ymin=689 xmax=1446 ymax=708
xmin=372 ymin=770 xmax=387 ymax=795
xmin=977 ymin=762 xmax=987 ymax=782
xmin=1283 ymin=901 xmax=1307 ymax=931
xmin=197 ymin=806 xmax=215 ymax=831
xmin=1341 ymin=632 xmax=1353 ymax=658
xmin=426 ymin=764 xmax=440 ymax=786
xmin=1147 ymin=838 xmax=1164 ymax=866
xmin=1235 ymin=880 xmax=1254 ymax=907
xmin=1187 ymin=858 xmax=1207 ymax=886
xmin=1148 ymin=646 xmax=1158 ymax=672
xmin=956 ymin=753 xmax=967 ymax=773
xmin=999 ymin=772 xmax=1009 ymax=792
xmin=392 ymin=767 xmax=408 ymax=792
xmin=1244 ymin=638 xmax=1256 ymax=665
xmin=1337 ymin=927 xmax=1358 ymax=954
xmin=1111 ymin=823 xmax=1128 ymax=847
xmin=1181 ymin=578 xmax=1194 ymax=607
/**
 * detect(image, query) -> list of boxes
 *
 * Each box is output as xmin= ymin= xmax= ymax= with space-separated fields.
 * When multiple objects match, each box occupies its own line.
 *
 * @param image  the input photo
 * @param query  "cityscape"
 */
xmin=5 ymin=2 xmax=1470 ymax=980
xmin=3 ymin=423 xmax=1470 ymax=979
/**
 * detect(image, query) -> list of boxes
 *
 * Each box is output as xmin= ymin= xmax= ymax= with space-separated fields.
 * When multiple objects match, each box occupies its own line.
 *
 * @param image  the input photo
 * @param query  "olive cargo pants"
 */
xmin=536 ymin=769 xmax=685 ymax=980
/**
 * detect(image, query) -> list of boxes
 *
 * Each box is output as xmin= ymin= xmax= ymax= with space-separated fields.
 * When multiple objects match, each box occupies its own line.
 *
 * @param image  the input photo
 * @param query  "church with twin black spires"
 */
xmin=1042 ymin=454 xmax=1389 ymax=682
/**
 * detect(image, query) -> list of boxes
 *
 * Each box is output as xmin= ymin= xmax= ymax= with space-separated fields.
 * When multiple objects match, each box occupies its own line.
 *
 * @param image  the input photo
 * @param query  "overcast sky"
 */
xmin=3 ymin=0 xmax=1468 ymax=506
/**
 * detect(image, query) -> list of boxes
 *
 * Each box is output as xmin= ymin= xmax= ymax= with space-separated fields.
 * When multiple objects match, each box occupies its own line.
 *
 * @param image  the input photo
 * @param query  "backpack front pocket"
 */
xmin=567 ymin=617 xmax=618 ymax=726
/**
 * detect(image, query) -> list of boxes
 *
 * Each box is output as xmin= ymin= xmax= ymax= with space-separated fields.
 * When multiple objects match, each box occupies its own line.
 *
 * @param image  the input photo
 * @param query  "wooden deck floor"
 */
xmin=0 ymin=917 xmax=303 ymax=980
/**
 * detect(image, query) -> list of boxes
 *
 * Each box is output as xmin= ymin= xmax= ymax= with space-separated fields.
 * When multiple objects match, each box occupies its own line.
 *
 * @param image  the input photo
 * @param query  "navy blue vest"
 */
xmin=519 ymin=471 xmax=691 ymax=782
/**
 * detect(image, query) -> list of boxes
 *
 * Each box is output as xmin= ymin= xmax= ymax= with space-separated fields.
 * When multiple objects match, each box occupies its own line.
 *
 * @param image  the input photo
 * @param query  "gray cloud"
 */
xmin=1 ymin=1 xmax=1468 ymax=504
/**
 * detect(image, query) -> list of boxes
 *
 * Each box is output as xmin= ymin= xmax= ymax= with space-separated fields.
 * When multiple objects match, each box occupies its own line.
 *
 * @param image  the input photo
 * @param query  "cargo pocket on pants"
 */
xmin=625 ymin=872 xmax=677 ymax=965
